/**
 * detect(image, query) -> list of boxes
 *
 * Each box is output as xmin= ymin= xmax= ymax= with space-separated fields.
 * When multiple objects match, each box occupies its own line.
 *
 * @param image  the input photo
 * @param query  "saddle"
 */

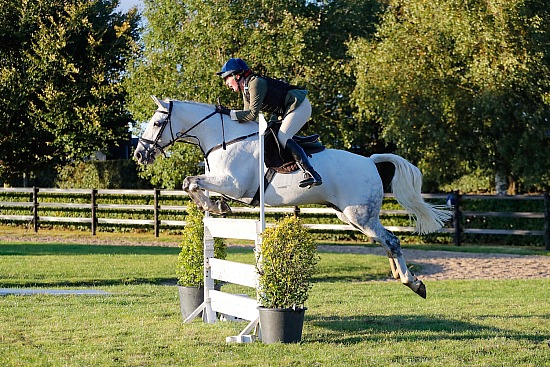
xmin=264 ymin=122 xmax=325 ymax=174
xmin=215 ymin=122 xmax=325 ymax=208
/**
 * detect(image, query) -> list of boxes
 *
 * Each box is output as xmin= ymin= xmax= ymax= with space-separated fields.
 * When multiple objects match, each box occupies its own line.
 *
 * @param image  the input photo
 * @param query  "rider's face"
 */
xmin=224 ymin=76 xmax=240 ymax=92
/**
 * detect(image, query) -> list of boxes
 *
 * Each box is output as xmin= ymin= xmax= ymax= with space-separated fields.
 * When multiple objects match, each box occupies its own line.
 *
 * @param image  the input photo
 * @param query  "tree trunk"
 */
xmin=507 ymin=176 xmax=517 ymax=195
xmin=495 ymin=169 xmax=507 ymax=196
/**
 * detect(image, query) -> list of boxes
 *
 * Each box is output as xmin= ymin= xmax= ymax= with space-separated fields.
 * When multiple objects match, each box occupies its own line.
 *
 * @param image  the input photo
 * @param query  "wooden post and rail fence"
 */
xmin=0 ymin=187 xmax=548 ymax=249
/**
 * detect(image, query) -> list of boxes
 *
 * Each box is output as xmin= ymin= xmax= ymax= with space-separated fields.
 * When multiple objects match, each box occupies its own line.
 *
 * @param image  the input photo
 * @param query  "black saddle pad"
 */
xmin=264 ymin=123 xmax=325 ymax=174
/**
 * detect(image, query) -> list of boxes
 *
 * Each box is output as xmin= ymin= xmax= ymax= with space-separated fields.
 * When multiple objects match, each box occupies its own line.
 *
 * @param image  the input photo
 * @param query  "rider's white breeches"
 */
xmin=277 ymin=98 xmax=312 ymax=148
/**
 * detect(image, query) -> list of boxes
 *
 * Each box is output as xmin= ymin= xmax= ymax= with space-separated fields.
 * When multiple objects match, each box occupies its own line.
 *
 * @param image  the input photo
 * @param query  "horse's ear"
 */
xmin=151 ymin=96 xmax=168 ymax=110
xmin=150 ymin=95 xmax=164 ymax=109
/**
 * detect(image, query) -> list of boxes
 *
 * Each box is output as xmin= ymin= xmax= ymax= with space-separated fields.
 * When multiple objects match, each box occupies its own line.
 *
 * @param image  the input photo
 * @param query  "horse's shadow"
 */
xmin=306 ymin=314 xmax=541 ymax=344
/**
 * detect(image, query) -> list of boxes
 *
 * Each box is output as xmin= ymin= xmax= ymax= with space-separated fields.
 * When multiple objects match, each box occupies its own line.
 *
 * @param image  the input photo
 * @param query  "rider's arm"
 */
xmin=230 ymin=77 xmax=267 ymax=122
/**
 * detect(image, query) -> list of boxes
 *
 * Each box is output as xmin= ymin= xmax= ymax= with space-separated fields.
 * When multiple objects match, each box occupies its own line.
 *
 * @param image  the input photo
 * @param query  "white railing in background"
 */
xmin=0 ymin=188 xmax=548 ymax=248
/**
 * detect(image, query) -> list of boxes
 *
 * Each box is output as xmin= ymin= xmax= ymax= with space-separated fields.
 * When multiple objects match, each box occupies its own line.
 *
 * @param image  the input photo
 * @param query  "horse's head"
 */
xmin=135 ymin=96 xmax=256 ymax=166
xmin=134 ymin=96 xmax=175 ymax=165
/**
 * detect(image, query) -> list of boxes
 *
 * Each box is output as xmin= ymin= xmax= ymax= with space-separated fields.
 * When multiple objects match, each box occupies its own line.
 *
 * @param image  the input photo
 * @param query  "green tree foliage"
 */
xmin=55 ymin=160 xmax=149 ymax=189
xmin=305 ymin=0 xmax=384 ymax=153
xmin=0 ymin=0 xmax=140 ymax=185
xmin=350 ymin=0 xmax=550 ymax=192
xmin=126 ymin=0 xmax=316 ymax=186
xmin=137 ymin=146 xmax=204 ymax=189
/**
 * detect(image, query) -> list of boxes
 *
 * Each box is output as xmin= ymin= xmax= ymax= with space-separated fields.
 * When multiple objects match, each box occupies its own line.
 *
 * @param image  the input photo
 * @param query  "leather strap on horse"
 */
xmin=204 ymin=132 xmax=259 ymax=159
xmin=250 ymin=167 xmax=277 ymax=207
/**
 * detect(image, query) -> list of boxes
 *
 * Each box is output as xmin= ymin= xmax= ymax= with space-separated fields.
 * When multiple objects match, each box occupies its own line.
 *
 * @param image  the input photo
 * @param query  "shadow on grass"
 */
xmin=0 ymin=244 xmax=179 ymax=256
xmin=312 ymin=273 xmax=390 ymax=283
xmin=307 ymin=314 xmax=545 ymax=344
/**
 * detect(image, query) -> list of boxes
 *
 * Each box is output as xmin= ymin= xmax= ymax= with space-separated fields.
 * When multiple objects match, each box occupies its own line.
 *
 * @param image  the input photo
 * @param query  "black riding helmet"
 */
xmin=216 ymin=58 xmax=250 ymax=78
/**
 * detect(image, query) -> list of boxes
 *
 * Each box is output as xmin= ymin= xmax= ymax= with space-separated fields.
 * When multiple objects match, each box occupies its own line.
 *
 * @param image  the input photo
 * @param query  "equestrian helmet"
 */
xmin=217 ymin=58 xmax=250 ymax=78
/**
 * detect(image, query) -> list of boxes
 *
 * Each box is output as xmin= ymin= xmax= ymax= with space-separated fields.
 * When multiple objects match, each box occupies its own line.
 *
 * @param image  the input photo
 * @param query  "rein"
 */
xmin=205 ymin=132 xmax=259 ymax=158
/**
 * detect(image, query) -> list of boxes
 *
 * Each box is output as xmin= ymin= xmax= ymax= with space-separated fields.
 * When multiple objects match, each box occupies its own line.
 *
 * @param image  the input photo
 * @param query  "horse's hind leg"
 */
xmin=336 ymin=208 xmax=398 ymax=279
xmin=377 ymin=228 xmax=426 ymax=298
xmin=388 ymin=256 xmax=400 ymax=280
xmin=341 ymin=206 xmax=426 ymax=298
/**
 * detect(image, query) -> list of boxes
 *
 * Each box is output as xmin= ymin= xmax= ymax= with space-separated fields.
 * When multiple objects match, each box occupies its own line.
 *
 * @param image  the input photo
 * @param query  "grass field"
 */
xmin=0 ymin=234 xmax=549 ymax=366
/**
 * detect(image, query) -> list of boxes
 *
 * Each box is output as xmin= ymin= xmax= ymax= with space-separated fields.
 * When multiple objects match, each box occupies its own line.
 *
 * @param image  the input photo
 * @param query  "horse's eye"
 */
xmin=154 ymin=121 xmax=162 ymax=127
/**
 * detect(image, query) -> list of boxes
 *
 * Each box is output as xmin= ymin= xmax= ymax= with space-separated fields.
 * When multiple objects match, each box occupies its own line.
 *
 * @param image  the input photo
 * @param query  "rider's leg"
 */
xmin=285 ymin=139 xmax=322 ymax=187
xmin=277 ymin=98 xmax=322 ymax=187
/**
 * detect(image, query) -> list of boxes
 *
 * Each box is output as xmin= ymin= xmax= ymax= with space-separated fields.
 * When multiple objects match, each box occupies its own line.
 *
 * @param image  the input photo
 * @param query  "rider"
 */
xmin=215 ymin=57 xmax=322 ymax=188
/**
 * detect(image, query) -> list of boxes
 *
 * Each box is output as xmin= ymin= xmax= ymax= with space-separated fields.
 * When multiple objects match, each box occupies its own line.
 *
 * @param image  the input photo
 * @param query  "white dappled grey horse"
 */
xmin=134 ymin=96 xmax=452 ymax=298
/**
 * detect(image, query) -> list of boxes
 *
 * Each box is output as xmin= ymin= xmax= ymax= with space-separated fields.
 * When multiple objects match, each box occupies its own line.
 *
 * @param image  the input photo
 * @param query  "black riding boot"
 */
xmin=285 ymin=139 xmax=322 ymax=188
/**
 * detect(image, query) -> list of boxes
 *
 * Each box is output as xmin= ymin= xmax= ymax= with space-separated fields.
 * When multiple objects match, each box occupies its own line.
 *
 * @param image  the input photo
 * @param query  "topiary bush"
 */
xmin=176 ymin=202 xmax=226 ymax=287
xmin=257 ymin=216 xmax=319 ymax=309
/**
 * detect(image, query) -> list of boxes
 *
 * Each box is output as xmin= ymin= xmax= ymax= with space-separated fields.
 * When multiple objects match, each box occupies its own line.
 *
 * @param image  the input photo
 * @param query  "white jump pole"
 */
xmin=258 ymin=114 xmax=267 ymax=232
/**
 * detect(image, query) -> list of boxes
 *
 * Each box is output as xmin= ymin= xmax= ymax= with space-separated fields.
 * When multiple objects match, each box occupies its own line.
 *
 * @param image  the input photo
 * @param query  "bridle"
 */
xmin=138 ymin=100 xmax=258 ymax=168
xmin=138 ymin=100 xmax=218 ymax=159
xmin=137 ymin=101 xmax=176 ymax=158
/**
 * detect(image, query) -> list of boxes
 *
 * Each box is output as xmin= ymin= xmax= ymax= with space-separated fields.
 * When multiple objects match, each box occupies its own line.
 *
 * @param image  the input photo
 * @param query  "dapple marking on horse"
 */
xmin=134 ymin=96 xmax=452 ymax=298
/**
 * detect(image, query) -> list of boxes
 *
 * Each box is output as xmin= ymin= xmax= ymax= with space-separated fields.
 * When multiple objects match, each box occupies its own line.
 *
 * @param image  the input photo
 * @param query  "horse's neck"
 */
xmin=173 ymin=101 xmax=258 ymax=152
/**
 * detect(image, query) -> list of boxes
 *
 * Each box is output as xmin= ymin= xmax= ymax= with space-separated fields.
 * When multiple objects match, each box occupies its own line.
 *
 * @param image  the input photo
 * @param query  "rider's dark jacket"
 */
xmin=233 ymin=74 xmax=308 ymax=122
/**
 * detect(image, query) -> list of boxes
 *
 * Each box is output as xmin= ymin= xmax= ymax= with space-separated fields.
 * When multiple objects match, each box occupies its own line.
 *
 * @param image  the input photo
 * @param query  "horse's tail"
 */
xmin=370 ymin=154 xmax=452 ymax=234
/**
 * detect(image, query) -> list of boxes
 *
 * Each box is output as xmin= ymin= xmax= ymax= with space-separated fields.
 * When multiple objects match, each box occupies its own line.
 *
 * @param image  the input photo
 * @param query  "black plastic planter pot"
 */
xmin=258 ymin=307 xmax=306 ymax=344
xmin=177 ymin=286 xmax=203 ymax=321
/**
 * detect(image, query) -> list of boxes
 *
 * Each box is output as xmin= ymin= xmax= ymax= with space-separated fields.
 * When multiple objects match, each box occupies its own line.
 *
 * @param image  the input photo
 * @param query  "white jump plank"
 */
xmin=203 ymin=218 xmax=260 ymax=240
xmin=209 ymin=258 xmax=257 ymax=288
xmin=209 ymin=290 xmax=259 ymax=321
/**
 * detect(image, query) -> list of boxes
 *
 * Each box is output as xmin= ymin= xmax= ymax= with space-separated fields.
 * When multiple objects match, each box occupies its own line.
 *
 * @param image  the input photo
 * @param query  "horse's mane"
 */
xmin=170 ymin=99 xmax=213 ymax=109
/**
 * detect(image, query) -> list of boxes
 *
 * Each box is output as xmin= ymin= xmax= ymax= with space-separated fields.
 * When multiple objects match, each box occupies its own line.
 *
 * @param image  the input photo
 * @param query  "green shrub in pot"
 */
xmin=257 ymin=215 xmax=319 ymax=309
xmin=176 ymin=202 xmax=226 ymax=287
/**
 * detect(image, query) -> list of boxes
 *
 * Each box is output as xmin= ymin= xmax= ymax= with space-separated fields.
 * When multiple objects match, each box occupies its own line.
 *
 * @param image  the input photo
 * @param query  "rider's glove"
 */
xmin=216 ymin=104 xmax=231 ymax=116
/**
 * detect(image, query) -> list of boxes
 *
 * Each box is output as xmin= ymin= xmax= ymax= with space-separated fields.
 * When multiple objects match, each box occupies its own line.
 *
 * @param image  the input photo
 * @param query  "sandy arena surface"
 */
xmin=317 ymin=245 xmax=550 ymax=281
xmin=2 ymin=233 xmax=549 ymax=281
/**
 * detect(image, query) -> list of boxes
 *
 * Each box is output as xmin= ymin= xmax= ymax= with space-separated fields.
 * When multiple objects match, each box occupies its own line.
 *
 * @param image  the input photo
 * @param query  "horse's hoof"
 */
xmin=216 ymin=200 xmax=232 ymax=215
xmin=405 ymin=279 xmax=426 ymax=299
xmin=415 ymin=282 xmax=427 ymax=299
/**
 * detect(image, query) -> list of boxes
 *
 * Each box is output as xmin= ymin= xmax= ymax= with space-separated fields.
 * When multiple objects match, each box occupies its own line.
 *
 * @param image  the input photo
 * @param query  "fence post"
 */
xmin=452 ymin=191 xmax=461 ymax=246
xmin=91 ymin=189 xmax=97 ymax=236
xmin=544 ymin=192 xmax=549 ymax=251
xmin=293 ymin=206 xmax=300 ymax=218
xmin=154 ymin=188 xmax=160 ymax=237
xmin=32 ymin=186 xmax=39 ymax=233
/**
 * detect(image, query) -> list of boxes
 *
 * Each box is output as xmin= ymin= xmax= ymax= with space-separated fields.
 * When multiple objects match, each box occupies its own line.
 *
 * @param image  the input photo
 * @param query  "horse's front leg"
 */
xmin=182 ymin=175 xmax=238 ymax=215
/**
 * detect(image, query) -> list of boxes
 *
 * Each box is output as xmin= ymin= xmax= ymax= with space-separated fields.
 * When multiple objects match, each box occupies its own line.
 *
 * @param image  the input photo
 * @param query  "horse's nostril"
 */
xmin=134 ymin=151 xmax=142 ymax=161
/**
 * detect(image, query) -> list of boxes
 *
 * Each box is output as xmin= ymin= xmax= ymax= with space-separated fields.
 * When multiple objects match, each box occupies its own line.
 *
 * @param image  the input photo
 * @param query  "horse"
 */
xmin=134 ymin=96 xmax=452 ymax=298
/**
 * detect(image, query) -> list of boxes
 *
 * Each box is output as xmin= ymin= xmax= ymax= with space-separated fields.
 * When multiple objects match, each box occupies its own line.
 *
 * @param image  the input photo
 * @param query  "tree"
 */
xmin=304 ymin=0 xmax=384 ymax=154
xmin=349 ymin=0 xmax=550 ymax=193
xmin=127 ymin=0 xmax=319 ymax=119
xmin=0 ymin=0 xmax=140 ymax=186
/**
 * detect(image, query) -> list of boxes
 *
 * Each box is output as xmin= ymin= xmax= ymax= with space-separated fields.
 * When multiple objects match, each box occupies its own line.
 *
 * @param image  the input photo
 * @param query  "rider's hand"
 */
xmin=216 ymin=104 xmax=231 ymax=116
